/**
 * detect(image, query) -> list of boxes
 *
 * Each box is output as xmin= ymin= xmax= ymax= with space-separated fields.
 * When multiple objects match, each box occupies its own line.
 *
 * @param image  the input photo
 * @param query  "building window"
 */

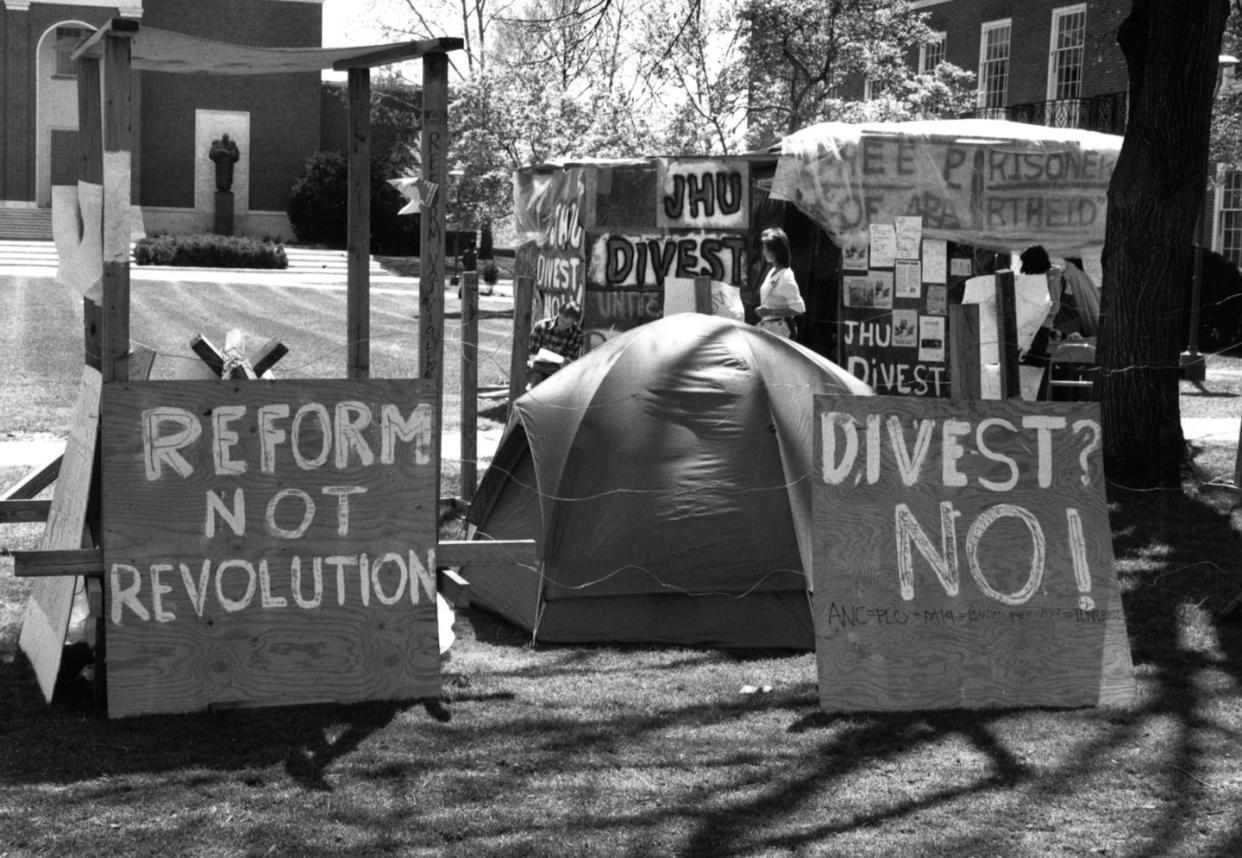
xmin=54 ymin=27 xmax=91 ymax=78
xmin=1048 ymin=6 xmax=1086 ymax=102
xmin=920 ymin=32 xmax=946 ymax=75
xmin=1219 ymin=168 xmax=1242 ymax=268
xmin=977 ymin=20 xmax=1011 ymax=114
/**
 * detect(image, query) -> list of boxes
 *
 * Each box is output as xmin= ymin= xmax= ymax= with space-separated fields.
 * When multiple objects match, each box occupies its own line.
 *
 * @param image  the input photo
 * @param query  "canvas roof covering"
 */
xmin=769 ymin=118 xmax=1124 ymax=258
xmin=77 ymin=26 xmax=460 ymax=75
xmin=467 ymin=314 xmax=872 ymax=649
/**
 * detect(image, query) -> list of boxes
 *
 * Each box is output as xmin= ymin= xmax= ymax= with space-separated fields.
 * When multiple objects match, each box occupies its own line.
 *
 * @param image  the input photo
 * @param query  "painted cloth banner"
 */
xmin=772 ymin=119 xmax=1122 ymax=257
xmin=811 ymin=396 xmax=1134 ymax=712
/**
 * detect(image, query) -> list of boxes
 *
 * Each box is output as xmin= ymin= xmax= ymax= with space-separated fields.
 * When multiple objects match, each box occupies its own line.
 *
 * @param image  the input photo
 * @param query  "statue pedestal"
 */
xmin=213 ymin=191 xmax=234 ymax=236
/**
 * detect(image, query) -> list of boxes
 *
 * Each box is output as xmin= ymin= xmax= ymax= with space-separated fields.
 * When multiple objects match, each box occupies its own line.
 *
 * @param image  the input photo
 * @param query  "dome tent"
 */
xmin=466 ymin=314 xmax=872 ymax=649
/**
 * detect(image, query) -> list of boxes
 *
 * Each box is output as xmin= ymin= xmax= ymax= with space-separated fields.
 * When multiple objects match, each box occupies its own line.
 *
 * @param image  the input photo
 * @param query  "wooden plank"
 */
xmin=437 ymin=539 xmax=536 ymax=568
xmin=420 ymin=51 xmax=449 ymax=511
xmin=949 ymin=303 xmax=981 ymax=401
xmin=251 ymin=339 xmax=288 ymax=378
xmin=811 ymin=396 xmax=1134 ymax=712
xmin=101 ymin=29 xmax=132 ymax=384
xmin=330 ymin=37 xmax=465 ymax=71
xmin=78 ymin=54 xmax=104 ymax=373
xmin=19 ymin=367 xmax=102 ymax=704
xmin=694 ymin=275 xmax=713 ymax=314
xmin=436 ymin=567 xmax=470 ymax=608
xmin=100 ymin=379 xmax=442 ymax=718
xmin=190 ymin=333 xmax=226 ymax=376
xmin=510 ymin=275 xmax=535 ymax=402
xmin=0 ymin=456 xmax=62 ymax=502
xmin=126 ymin=342 xmax=157 ymax=381
xmin=0 ymin=500 xmax=52 ymax=525
xmin=14 ymin=548 xmax=103 ymax=578
xmin=70 ymin=17 xmax=138 ymax=62
xmin=460 ymin=270 xmax=479 ymax=501
xmin=995 ymin=270 xmax=1019 ymax=400
xmin=347 ymin=67 xmax=371 ymax=380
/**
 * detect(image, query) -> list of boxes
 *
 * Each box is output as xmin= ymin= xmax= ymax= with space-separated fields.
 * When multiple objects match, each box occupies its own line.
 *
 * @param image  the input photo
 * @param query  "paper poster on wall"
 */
xmin=892 ymin=309 xmax=917 ymax=347
xmin=922 ymin=238 xmax=948 ymax=284
xmin=842 ymin=232 xmax=869 ymax=271
xmin=1081 ymin=246 xmax=1104 ymax=289
xmin=894 ymin=216 xmax=922 ymax=259
xmin=868 ymin=270 xmax=894 ymax=309
xmin=895 ymin=261 xmax=921 ymax=299
xmin=869 ymin=223 xmax=897 ymax=268
xmin=918 ymin=315 xmax=945 ymax=362
xmin=926 ymin=284 xmax=947 ymax=315
xmin=950 ymin=257 xmax=974 ymax=278
xmin=843 ymin=275 xmax=870 ymax=308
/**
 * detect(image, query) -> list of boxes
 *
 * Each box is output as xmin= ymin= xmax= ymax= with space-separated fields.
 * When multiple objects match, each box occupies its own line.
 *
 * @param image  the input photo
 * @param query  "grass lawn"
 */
xmin=2 ymin=286 xmax=1241 ymax=854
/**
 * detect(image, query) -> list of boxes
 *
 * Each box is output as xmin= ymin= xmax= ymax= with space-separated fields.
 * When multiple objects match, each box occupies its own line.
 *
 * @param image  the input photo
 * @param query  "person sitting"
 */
xmin=527 ymin=301 xmax=584 ymax=386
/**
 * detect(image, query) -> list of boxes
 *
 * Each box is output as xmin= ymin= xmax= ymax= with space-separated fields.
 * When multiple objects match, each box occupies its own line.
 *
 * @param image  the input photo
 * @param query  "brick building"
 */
xmin=0 ymin=0 xmax=332 ymax=239
xmin=907 ymin=0 xmax=1241 ymax=267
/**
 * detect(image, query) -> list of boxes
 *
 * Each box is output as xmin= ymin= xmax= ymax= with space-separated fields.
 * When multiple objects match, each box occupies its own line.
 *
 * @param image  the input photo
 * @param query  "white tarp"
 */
xmin=771 ymin=119 xmax=1123 ymax=258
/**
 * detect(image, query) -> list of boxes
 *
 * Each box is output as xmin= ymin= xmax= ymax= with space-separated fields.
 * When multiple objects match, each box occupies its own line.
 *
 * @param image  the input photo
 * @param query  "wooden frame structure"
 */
xmin=1 ymin=21 xmax=537 ymax=716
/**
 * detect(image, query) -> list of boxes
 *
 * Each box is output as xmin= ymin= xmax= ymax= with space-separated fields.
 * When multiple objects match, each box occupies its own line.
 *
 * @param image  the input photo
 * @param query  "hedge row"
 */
xmin=133 ymin=234 xmax=288 ymax=269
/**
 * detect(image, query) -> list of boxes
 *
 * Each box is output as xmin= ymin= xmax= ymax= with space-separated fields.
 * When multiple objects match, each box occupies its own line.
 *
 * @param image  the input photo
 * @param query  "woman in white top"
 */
xmin=756 ymin=227 xmax=806 ymax=339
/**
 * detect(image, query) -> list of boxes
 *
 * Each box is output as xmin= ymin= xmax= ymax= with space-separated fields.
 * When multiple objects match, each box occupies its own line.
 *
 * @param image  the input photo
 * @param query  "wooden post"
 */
xmin=347 ymin=67 xmax=371 ymax=379
xmin=694 ymin=275 xmax=713 ymax=313
xmin=509 ymin=275 xmax=535 ymax=404
xmin=949 ymin=303 xmax=981 ymax=401
xmin=995 ymin=270 xmax=1020 ymax=399
xmin=101 ymin=27 xmax=133 ymax=384
xmin=78 ymin=54 xmax=104 ymax=373
xmin=420 ymin=52 xmax=449 ymax=507
xmin=461 ymin=270 xmax=479 ymax=501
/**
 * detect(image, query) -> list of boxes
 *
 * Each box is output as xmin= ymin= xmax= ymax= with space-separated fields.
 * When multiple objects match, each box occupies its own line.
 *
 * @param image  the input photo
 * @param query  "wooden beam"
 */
xmin=190 ymin=333 xmax=226 ymax=376
xmin=510 ymin=275 xmax=535 ymax=403
xmin=14 ymin=548 xmax=104 ymax=578
xmin=347 ymin=67 xmax=371 ymax=380
xmin=0 ymin=456 xmax=62 ymax=502
xmin=70 ymin=17 xmax=138 ymax=62
xmin=995 ymin=270 xmax=1020 ymax=399
xmin=437 ymin=539 xmax=536 ymax=568
xmin=420 ymin=51 xmax=449 ymax=511
xmin=949 ymin=303 xmax=981 ymax=401
xmin=251 ymin=338 xmax=288 ymax=377
xmin=331 ymin=37 xmax=465 ymax=71
xmin=694 ymin=275 xmax=713 ymax=314
xmin=0 ymin=500 xmax=51 ymax=525
xmin=101 ymin=29 xmax=133 ymax=383
xmin=436 ymin=567 xmax=471 ymax=608
xmin=222 ymin=328 xmax=257 ymax=379
xmin=78 ymin=55 xmax=104 ymax=373
xmin=461 ymin=270 xmax=479 ymax=501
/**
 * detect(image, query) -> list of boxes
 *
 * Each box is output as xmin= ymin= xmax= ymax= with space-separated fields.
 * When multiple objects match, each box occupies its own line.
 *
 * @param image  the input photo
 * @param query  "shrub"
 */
xmin=481 ymin=259 xmax=499 ymax=286
xmin=287 ymin=150 xmax=416 ymax=254
xmin=132 ymin=234 xmax=288 ymax=269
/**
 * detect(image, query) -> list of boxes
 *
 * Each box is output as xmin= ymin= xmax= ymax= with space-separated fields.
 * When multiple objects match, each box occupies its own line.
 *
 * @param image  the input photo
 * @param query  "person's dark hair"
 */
xmin=760 ymin=227 xmax=792 ymax=268
xmin=1019 ymin=244 xmax=1052 ymax=274
xmin=558 ymin=300 xmax=582 ymax=320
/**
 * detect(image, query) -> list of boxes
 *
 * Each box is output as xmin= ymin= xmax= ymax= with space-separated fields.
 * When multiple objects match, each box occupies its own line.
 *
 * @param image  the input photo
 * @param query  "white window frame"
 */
xmin=977 ymin=19 xmax=1012 ymax=111
xmin=1213 ymin=165 xmax=1242 ymax=268
xmin=920 ymin=31 xmax=947 ymax=75
xmin=1047 ymin=5 xmax=1087 ymax=102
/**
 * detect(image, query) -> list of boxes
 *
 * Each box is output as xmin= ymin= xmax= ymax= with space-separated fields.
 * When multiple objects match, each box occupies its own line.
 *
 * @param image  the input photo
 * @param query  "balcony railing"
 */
xmin=961 ymin=92 xmax=1128 ymax=135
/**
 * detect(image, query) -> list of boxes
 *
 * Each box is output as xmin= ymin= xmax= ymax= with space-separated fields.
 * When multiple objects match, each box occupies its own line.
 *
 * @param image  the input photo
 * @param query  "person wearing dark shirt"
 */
xmin=527 ymin=301 xmax=583 ymax=386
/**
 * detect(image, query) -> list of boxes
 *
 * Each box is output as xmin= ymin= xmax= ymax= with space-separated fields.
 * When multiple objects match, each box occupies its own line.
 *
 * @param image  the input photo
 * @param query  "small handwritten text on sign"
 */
xmin=810 ymin=396 xmax=1134 ymax=712
xmin=101 ymin=379 xmax=441 ymax=718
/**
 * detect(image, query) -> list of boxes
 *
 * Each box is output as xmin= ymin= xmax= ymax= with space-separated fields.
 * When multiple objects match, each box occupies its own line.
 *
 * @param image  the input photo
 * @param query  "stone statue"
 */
xmin=209 ymin=133 xmax=240 ymax=193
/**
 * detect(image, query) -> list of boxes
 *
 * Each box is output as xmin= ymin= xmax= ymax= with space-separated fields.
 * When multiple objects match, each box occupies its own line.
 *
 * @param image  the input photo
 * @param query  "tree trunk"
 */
xmin=1098 ymin=0 xmax=1229 ymax=488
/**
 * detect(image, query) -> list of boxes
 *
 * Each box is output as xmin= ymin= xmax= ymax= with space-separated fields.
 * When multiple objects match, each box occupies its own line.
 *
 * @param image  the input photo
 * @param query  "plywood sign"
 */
xmin=811 ymin=395 xmax=1134 ymax=712
xmin=101 ymin=379 xmax=441 ymax=718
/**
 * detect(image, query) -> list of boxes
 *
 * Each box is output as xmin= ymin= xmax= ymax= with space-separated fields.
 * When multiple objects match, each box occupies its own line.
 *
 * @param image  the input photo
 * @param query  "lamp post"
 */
xmin=1182 ymin=53 xmax=1239 ymax=382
